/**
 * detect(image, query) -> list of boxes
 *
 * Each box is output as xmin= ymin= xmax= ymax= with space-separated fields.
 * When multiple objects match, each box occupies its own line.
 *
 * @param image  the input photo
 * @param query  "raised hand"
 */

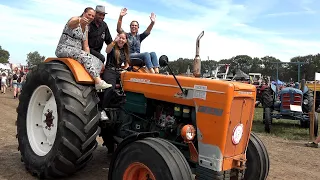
xmin=120 ymin=8 xmax=127 ymax=17
xmin=150 ymin=12 xmax=156 ymax=23
xmin=114 ymin=34 xmax=120 ymax=42
xmin=80 ymin=17 xmax=90 ymax=25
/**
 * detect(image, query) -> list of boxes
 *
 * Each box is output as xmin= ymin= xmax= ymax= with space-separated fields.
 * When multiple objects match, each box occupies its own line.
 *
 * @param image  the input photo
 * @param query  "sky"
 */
xmin=1 ymin=0 xmax=320 ymax=65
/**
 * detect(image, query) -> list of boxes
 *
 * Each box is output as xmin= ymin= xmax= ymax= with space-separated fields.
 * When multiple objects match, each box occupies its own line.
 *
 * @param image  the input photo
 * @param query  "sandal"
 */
xmin=305 ymin=142 xmax=319 ymax=148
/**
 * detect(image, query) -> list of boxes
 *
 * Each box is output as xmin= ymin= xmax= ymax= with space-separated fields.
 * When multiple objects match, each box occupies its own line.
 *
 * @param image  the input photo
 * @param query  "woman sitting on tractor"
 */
xmin=55 ymin=7 xmax=112 ymax=90
xmin=101 ymin=31 xmax=130 ymax=119
xmin=116 ymin=8 xmax=160 ymax=73
xmin=100 ymin=31 xmax=130 ymax=153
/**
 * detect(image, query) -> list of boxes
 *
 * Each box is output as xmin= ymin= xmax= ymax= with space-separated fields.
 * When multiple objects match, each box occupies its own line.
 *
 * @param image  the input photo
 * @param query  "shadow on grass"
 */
xmin=252 ymin=107 xmax=317 ymax=140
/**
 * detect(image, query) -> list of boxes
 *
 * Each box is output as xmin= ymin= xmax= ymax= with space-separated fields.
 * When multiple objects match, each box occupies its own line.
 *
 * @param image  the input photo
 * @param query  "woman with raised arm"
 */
xmin=116 ymin=8 xmax=160 ymax=73
xmin=100 ymin=32 xmax=130 ymax=154
xmin=55 ymin=7 xmax=112 ymax=90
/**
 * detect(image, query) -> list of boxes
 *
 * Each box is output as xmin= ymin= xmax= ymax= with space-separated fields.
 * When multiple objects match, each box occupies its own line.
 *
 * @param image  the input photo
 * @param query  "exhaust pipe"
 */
xmin=193 ymin=31 xmax=204 ymax=77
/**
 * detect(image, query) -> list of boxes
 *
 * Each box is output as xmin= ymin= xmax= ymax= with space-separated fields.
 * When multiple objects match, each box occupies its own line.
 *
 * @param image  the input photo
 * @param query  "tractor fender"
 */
xmin=107 ymin=132 xmax=160 ymax=180
xmin=45 ymin=58 xmax=95 ymax=84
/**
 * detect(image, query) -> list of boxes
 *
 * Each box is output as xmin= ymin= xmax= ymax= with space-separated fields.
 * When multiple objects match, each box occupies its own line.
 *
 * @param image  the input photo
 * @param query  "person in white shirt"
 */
xmin=1 ymin=72 xmax=7 ymax=94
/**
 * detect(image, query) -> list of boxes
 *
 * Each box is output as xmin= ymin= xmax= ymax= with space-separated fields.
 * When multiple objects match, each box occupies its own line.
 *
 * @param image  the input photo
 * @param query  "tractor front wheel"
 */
xmin=109 ymin=137 xmax=193 ymax=180
xmin=244 ymin=132 xmax=270 ymax=180
xmin=16 ymin=61 xmax=101 ymax=178
xmin=264 ymin=108 xmax=272 ymax=133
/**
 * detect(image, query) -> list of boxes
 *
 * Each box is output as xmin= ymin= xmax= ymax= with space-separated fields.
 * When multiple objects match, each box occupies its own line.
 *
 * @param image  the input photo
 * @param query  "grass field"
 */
xmin=252 ymin=107 xmax=319 ymax=140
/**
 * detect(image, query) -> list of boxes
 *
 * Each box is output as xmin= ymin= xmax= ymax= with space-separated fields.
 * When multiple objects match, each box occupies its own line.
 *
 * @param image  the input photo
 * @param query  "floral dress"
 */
xmin=55 ymin=21 xmax=102 ymax=78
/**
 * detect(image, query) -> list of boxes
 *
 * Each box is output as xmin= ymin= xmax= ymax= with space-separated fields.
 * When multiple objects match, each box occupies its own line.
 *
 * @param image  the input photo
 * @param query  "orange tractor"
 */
xmin=16 ymin=31 xmax=269 ymax=179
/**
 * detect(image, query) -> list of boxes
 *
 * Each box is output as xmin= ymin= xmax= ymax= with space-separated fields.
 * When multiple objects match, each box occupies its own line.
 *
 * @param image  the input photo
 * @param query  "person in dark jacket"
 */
xmin=88 ymin=5 xmax=113 ymax=63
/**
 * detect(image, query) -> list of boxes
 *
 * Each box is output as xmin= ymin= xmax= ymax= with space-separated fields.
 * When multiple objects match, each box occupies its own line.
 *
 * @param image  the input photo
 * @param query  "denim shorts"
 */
xmin=13 ymin=82 xmax=22 ymax=89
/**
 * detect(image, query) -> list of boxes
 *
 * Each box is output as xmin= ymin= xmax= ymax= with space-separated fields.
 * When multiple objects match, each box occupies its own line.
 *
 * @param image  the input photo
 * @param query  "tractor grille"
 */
xmin=282 ymin=93 xmax=302 ymax=109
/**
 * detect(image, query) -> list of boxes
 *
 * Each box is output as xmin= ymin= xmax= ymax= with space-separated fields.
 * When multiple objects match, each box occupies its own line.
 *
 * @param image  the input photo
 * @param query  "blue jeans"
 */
xmin=130 ymin=52 xmax=159 ymax=69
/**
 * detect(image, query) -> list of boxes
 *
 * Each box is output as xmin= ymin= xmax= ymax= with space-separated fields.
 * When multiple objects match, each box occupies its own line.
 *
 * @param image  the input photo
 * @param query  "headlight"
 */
xmin=304 ymin=99 xmax=308 ymax=105
xmin=232 ymin=124 xmax=244 ymax=145
xmin=181 ymin=125 xmax=196 ymax=141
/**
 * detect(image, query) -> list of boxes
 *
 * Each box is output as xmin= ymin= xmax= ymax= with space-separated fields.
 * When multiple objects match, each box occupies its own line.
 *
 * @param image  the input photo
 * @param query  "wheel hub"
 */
xmin=27 ymin=85 xmax=58 ymax=156
xmin=123 ymin=162 xmax=156 ymax=180
xmin=44 ymin=109 xmax=54 ymax=130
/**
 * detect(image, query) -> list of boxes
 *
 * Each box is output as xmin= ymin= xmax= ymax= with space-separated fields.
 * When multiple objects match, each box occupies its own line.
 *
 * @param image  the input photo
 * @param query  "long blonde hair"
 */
xmin=114 ymin=32 xmax=130 ymax=65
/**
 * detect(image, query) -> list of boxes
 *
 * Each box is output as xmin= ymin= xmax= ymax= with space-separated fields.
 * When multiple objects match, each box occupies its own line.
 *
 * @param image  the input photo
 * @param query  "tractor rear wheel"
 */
xmin=264 ymin=108 xmax=272 ymax=133
xmin=244 ymin=132 xmax=270 ymax=180
xmin=16 ymin=61 xmax=101 ymax=178
xmin=109 ymin=137 xmax=193 ymax=180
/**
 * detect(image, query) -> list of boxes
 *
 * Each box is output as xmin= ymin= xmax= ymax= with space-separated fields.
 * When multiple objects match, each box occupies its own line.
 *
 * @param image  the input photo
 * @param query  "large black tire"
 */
xmin=261 ymin=87 xmax=273 ymax=108
xmin=109 ymin=137 xmax=193 ymax=180
xmin=264 ymin=108 xmax=272 ymax=133
xmin=16 ymin=61 xmax=101 ymax=178
xmin=303 ymin=89 xmax=314 ymax=113
xmin=244 ymin=132 xmax=270 ymax=180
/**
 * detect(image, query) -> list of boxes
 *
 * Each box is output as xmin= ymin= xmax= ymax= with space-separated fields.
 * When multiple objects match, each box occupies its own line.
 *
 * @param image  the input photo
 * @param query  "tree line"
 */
xmin=1 ymin=45 xmax=319 ymax=82
xmin=0 ymin=45 xmax=45 ymax=68
xmin=163 ymin=54 xmax=320 ymax=82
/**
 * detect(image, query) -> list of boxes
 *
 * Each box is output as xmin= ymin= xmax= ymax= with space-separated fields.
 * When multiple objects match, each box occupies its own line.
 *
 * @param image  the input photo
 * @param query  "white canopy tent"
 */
xmin=0 ymin=63 xmax=11 ymax=70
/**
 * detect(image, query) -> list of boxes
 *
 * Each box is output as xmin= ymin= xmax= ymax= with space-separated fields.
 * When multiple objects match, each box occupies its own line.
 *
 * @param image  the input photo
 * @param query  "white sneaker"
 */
xmin=100 ymin=110 xmax=109 ymax=121
xmin=95 ymin=80 xmax=112 ymax=90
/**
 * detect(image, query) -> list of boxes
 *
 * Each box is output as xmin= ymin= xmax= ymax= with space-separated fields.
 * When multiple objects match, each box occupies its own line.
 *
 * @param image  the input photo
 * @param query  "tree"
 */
xmin=0 ymin=46 xmax=10 ymax=63
xmin=26 ymin=51 xmax=45 ymax=67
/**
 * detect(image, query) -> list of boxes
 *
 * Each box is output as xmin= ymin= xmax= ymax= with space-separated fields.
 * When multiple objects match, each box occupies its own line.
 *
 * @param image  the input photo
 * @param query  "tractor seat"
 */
xmin=130 ymin=58 xmax=145 ymax=67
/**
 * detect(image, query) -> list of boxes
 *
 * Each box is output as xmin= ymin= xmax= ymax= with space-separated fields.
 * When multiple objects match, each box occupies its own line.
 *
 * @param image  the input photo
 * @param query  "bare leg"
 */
xmin=314 ymin=136 xmax=320 ymax=144
xmin=56 ymin=46 xmax=112 ymax=90
xmin=13 ymin=86 xmax=17 ymax=98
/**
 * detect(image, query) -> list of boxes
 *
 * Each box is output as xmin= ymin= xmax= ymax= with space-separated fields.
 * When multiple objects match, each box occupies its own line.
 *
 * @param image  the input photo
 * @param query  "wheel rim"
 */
xmin=123 ymin=162 xmax=156 ymax=180
xmin=26 ymin=85 xmax=58 ymax=156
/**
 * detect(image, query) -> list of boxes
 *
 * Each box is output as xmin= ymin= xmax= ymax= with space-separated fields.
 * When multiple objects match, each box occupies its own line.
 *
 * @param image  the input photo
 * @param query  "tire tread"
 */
xmin=16 ymin=61 xmax=100 ymax=178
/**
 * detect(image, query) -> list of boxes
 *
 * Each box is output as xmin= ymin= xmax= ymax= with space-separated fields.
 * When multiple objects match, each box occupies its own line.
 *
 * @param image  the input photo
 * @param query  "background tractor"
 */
xmin=261 ymin=81 xmax=318 ymax=135
xmin=16 ymin=31 xmax=269 ymax=180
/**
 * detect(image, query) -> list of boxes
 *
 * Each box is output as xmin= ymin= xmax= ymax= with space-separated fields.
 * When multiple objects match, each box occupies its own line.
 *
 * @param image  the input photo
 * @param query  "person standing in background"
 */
xmin=1 ymin=72 xmax=7 ymax=94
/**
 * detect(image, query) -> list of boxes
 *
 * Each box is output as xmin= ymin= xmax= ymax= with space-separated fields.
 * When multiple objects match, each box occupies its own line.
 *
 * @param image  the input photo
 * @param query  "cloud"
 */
xmin=0 ymin=0 xmax=319 ymax=65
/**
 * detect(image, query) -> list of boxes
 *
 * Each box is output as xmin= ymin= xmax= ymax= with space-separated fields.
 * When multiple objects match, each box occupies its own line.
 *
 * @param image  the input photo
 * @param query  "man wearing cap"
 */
xmin=88 ymin=5 xmax=113 ymax=63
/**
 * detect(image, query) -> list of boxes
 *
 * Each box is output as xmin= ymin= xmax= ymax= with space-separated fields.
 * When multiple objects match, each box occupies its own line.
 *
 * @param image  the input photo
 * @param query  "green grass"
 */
xmin=251 ymin=107 xmax=318 ymax=140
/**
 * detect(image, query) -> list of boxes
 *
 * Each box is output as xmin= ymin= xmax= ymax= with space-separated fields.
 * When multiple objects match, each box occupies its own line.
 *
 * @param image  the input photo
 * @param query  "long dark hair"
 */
xmin=114 ymin=32 xmax=130 ymax=65
xmin=80 ymin=7 xmax=94 ymax=17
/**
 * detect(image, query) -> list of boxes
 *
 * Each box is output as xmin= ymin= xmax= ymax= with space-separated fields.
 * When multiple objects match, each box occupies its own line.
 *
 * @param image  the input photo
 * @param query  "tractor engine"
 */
xmin=150 ymin=103 xmax=195 ymax=142
xmin=113 ymin=93 xmax=196 ymax=145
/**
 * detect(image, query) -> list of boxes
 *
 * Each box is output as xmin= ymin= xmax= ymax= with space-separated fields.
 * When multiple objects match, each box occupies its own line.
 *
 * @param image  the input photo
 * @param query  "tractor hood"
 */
xmin=228 ymin=81 xmax=256 ymax=92
xmin=280 ymin=87 xmax=303 ymax=95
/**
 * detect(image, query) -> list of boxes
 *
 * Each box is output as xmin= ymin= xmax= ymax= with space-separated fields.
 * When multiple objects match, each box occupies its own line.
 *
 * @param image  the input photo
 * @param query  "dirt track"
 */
xmin=1 ymin=91 xmax=320 ymax=180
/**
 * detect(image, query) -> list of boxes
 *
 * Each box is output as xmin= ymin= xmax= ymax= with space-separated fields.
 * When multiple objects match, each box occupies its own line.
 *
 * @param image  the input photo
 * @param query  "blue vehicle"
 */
xmin=262 ymin=82 xmax=318 ymax=136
